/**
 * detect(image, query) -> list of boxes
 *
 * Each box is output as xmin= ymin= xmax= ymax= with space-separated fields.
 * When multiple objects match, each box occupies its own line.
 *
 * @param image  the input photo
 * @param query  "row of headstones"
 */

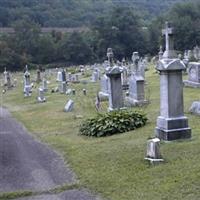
xmin=99 ymin=22 xmax=192 ymax=163
xmin=98 ymin=49 xmax=148 ymax=109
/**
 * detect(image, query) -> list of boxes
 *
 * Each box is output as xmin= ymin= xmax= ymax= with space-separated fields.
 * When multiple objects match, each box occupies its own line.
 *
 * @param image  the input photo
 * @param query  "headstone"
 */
xmin=145 ymin=138 xmax=163 ymax=163
xmin=36 ymin=67 xmax=41 ymax=83
xmin=193 ymin=45 xmax=200 ymax=61
xmin=62 ymin=68 xmax=66 ymax=82
xmin=3 ymin=67 xmax=8 ymax=86
xmin=131 ymin=52 xmax=140 ymax=72
xmin=106 ymin=65 xmax=124 ymax=111
xmin=155 ymin=22 xmax=191 ymax=141
xmin=98 ymin=74 xmax=109 ymax=101
xmin=64 ymin=99 xmax=74 ymax=112
xmin=91 ymin=71 xmax=99 ymax=82
xmin=189 ymin=101 xmax=200 ymax=115
xmin=56 ymin=70 xmax=62 ymax=82
xmin=121 ymin=58 xmax=129 ymax=90
xmin=125 ymin=74 xmax=147 ymax=106
xmin=42 ymin=77 xmax=48 ymax=92
xmin=83 ymin=89 xmax=87 ymax=95
xmin=66 ymin=88 xmax=72 ymax=95
xmin=60 ymin=81 xmax=67 ymax=94
xmin=184 ymin=62 xmax=200 ymax=87
xmin=37 ymin=88 xmax=46 ymax=103
xmin=23 ymin=66 xmax=32 ymax=97
xmin=6 ymin=71 xmax=12 ymax=88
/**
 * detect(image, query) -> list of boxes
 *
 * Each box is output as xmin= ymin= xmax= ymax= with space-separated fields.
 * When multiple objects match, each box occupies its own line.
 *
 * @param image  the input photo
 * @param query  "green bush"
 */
xmin=79 ymin=110 xmax=148 ymax=137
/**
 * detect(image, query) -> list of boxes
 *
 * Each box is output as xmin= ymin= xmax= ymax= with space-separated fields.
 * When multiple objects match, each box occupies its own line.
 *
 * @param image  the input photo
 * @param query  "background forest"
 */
xmin=0 ymin=0 xmax=200 ymax=70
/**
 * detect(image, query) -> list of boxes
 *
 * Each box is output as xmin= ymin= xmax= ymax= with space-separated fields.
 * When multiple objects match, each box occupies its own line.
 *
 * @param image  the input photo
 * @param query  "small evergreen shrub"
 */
xmin=79 ymin=110 xmax=148 ymax=137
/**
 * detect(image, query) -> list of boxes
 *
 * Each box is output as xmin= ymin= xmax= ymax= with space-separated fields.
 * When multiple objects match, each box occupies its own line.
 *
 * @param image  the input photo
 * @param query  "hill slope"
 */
xmin=0 ymin=0 xmax=198 ymax=27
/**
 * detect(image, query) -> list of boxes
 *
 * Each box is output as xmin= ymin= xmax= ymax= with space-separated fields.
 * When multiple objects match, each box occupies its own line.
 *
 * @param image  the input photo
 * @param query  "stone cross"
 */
xmin=107 ymin=48 xmax=114 ymax=67
xmin=162 ymin=22 xmax=176 ymax=59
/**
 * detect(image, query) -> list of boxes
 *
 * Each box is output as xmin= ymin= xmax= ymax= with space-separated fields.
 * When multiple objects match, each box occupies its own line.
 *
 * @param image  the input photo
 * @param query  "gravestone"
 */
xmin=23 ymin=66 xmax=32 ymax=97
xmin=106 ymin=65 xmax=124 ymax=111
xmin=42 ymin=78 xmax=48 ymax=92
xmin=37 ymin=88 xmax=46 ymax=103
xmin=56 ymin=70 xmax=62 ymax=82
xmin=83 ymin=89 xmax=87 ymax=95
xmin=91 ymin=71 xmax=99 ymax=82
xmin=3 ymin=67 xmax=8 ymax=86
xmin=36 ymin=67 xmax=41 ymax=83
xmin=60 ymin=81 xmax=67 ymax=94
xmin=99 ymin=74 xmax=109 ymax=101
xmin=131 ymin=52 xmax=140 ymax=72
xmin=121 ymin=58 xmax=129 ymax=89
xmin=193 ymin=45 xmax=200 ymax=61
xmin=189 ymin=101 xmax=200 ymax=115
xmin=64 ymin=99 xmax=74 ymax=112
xmin=184 ymin=62 xmax=200 ymax=87
xmin=145 ymin=138 xmax=163 ymax=163
xmin=155 ymin=22 xmax=191 ymax=141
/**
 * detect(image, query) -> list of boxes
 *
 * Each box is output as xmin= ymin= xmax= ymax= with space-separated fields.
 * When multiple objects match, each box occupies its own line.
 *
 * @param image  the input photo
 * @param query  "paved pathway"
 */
xmin=0 ymin=107 xmax=102 ymax=200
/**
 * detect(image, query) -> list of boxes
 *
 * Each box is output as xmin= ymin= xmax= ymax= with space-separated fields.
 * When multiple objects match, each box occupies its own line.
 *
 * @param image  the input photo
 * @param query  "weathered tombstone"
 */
xmin=125 ymin=73 xmax=147 ymax=106
xmin=98 ymin=74 xmax=109 ymax=101
xmin=66 ymin=88 xmax=72 ymax=95
xmin=64 ymin=99 xmax=74 ymax=112
xmin=56 ymin=70 xmax=62 ymax=82
xmin=121 ymin=58 xmax=129 ymax=89
xmin=24 ymin=66 xmax=32 ymax=97
xmin=184 ymin=62 xmax=200 ymax=87
xmin=193 ymin=45 xmax=200 ymax=61
xmin=60 ymin=81 xmax=67 ymax=94
xmin=42 ymin=78 xmax=48 ymax=92
xmin=3 ymin=67 xmax=8 ymax=86
xmin=131 ymin=52 xmax=140 ymax=72
xmin=62 ymin=68 xmax=66 ymax=82
xmin=6 ymin=71 xmax=12 ymax=88
xmin=189 ymin=101 xmax=200 ymax=115
xmin=106 ymin=65 xmax=124 ymax=111
xmin=83 ymin=89 xmax=87 ymax=95
xmin=91 ymin=71 xmax=99 ymax=82
xmin=68 ymin=72 xmax=72 ymax=82
xmin=155 ymin=22 xmax=191 ymax=141
xmin=145 ymin=138 xmax=163 ymax=164
xmin=37 ymin=87 xmax=46 ymax=103
xmin=36 ymin=66 xmax=41 ymax=83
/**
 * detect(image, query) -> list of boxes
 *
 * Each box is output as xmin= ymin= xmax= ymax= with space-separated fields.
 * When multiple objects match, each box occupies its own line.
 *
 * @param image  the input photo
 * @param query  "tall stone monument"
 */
xmin=155 ymin=22 xmax=191 ymax=141
xmin=106 ymin=48 xmax=124 ymax=111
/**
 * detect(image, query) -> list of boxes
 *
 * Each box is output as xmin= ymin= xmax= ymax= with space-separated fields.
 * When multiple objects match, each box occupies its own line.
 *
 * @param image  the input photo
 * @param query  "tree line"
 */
xmin=0 ymin=2 xmax=200 ymax=71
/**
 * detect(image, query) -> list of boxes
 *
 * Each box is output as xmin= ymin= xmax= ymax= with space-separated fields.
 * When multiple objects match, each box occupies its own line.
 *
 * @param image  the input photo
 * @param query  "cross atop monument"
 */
xmin=161 ymin=21 xmax=176 ymax=59
xmin=107 ymin=48 xmax=114 ymax=67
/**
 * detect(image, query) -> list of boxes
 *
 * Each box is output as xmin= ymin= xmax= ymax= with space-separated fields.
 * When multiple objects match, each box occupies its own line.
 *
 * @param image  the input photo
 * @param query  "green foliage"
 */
xmin=79 ymin=110 xmax=148 ymax=137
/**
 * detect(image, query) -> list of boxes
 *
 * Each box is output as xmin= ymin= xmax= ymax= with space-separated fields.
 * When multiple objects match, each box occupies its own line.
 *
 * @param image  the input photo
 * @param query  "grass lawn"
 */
xmin=1 ymin=66 xmax=200 ymax=200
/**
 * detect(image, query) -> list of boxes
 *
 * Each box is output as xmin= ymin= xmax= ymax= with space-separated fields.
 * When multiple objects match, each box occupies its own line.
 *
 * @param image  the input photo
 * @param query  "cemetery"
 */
xmin=1 ymin=32 xmax=200 ymax=199
xmin=1 ymin=1 xmax=200 ymax=200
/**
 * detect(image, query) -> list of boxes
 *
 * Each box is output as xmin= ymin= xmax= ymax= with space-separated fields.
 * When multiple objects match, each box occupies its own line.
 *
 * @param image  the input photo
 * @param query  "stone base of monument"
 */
xmin=107 ymin=107 xmax=127 ymax=112
xmin=98 ymin=91 xmax=109 ymax=101
xmin=155 ymin=116 xmax=191 ymax=141
xmin=183 ymin=80 xmax=200 ymax=88
xmin=124 ymin=97 xmax=148 ymax=107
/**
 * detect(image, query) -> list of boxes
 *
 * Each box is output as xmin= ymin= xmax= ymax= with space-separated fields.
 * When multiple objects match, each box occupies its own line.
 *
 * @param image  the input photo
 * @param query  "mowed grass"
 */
xmin=2 ymin=66 xmax=200 ymax=200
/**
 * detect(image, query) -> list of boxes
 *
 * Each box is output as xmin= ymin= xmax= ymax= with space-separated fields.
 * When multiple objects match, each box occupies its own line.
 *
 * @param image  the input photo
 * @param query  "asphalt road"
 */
xmin=0 ymin=107 xmax=102 ymax=200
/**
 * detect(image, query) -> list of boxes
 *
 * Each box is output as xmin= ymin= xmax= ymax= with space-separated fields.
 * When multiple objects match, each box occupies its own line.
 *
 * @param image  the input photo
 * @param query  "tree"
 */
xmin=92 ymin=7 xmax=146 ymax=61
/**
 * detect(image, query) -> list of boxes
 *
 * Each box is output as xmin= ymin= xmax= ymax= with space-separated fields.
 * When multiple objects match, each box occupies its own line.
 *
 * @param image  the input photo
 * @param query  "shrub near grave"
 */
xmin=79 ymin=110 xmax=148 ymax=137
